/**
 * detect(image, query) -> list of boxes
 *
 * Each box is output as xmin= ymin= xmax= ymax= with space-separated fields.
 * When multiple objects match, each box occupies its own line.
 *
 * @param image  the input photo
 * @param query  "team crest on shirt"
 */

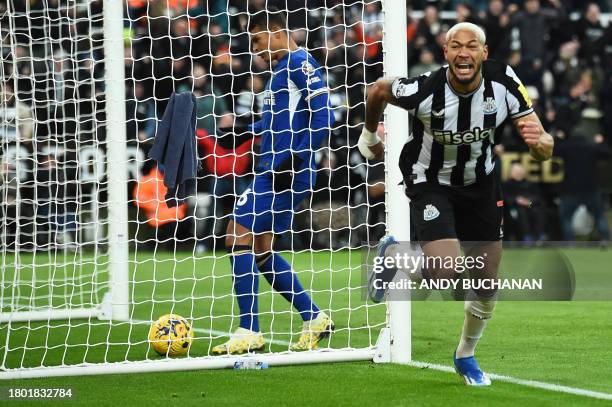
xmin=301 ymin=61 xmax=316 ymax=76
xmin=423 ymin=204 xmax=440 ymax=221
xmin=482 ymin=97 xmax=497 ymax=114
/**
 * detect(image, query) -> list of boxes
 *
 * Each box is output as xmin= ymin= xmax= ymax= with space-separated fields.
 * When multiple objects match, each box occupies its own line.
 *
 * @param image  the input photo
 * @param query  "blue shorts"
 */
xmin=232 ymin=175 xmax=310 ymax=234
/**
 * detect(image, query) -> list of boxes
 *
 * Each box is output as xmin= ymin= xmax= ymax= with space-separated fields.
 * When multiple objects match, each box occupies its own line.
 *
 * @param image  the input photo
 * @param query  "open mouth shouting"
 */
xmin=455 ymin=62 xmax=474 ymax=76
xmin=451 ymin=60 xmax=480 ymax=85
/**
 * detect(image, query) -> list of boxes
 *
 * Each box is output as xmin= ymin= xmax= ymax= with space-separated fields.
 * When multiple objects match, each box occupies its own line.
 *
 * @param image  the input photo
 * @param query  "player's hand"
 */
xmin=358 ymin=127 xmax=384 ymax=160
xmin=517 ymin=121 xmax=542 ymax=149
xmin=273 ymin=154 xmax=304 ymax=193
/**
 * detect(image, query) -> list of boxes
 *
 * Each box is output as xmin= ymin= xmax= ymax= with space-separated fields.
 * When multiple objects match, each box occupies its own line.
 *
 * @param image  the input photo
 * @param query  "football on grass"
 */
xmin=148 ymin=314 xmax=194 ymax=356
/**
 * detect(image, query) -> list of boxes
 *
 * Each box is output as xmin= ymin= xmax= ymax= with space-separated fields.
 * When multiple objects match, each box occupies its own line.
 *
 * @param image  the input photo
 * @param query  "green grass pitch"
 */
xmin=1 ymin=248 xmax=611 ymax=406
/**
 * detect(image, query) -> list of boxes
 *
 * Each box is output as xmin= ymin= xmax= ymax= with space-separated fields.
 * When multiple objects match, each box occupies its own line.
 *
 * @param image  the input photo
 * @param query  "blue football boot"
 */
xmin=367 ymin=235 xmax=399 ymax=303
xmin=453 ymin=352 xmax=492 ymax=386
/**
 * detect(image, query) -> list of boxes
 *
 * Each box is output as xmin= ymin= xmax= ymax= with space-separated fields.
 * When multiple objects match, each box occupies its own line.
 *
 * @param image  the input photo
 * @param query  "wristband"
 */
xmin=360 ymin=128 xmax=379 ymax=145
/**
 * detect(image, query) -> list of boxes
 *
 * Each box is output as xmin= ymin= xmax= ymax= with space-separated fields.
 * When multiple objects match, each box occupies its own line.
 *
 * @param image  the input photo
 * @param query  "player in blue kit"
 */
xmin=212 ymin=8 xmax=335 ymax=355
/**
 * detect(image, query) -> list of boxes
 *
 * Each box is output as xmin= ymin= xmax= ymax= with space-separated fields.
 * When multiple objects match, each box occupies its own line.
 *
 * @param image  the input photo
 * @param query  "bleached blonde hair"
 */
xmin=445 ymin=22 xmax=486 ymax=45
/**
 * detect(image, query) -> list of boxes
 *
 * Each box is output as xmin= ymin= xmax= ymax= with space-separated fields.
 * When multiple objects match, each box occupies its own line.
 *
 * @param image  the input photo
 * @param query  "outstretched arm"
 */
xmin=512 ymin=112 xmax=554 ymax=161
xmin=359 ymin=78 xmax=399 ymax=160
xmin=364 ymin=78 xmax=398 ymax=132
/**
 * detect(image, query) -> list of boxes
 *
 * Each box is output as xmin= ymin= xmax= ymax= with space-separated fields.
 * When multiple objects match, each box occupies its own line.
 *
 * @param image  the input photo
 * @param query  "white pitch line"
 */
xmin=131 ymin=319 xmax=291 ymax=346
xmin=408 ymin=360 xmax=612 ymax=401
xmin=133 ymin=319 xmax=612 ymax=400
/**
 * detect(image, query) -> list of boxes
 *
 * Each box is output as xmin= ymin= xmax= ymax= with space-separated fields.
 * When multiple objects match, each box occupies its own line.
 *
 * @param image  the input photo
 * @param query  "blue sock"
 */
xmin=260 ymin=254 xmax=319 ymax=321
xmin=230 ymin=250 xmax=260 ymax=332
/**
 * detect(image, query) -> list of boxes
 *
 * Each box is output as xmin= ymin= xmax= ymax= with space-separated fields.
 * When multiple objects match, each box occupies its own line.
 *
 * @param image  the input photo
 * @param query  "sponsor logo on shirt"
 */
xmin=306 ymin=76 xmax=320 ymax=85
xmin=432 ymin=127 xmax=494 ymax=145
xmin=432 ymin=108 xmax=445 ymax=117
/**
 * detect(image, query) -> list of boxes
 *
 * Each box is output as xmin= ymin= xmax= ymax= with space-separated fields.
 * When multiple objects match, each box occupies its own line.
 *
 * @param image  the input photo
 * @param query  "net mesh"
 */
xmin=0 ymin=0 xmax=386 ymax=373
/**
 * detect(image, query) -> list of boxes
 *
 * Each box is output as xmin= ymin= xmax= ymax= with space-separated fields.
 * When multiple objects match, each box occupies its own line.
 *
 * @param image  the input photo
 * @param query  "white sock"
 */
xmin=456 ymin=298 xmax=496 ymax=358
xmin=456 ymin=312 xmax=487 ymax=358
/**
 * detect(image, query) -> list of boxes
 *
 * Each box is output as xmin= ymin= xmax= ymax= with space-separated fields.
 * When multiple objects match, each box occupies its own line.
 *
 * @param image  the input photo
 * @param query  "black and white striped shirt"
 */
xmin=392 ymin=60 xmax=533 ymax=186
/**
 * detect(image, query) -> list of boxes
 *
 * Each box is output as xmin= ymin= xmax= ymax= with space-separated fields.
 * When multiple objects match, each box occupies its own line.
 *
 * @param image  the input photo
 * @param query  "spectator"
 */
xmin=482 ymin=0 xmax=512 ymax=61
xmin=455 ymin=2 xmax=482 ymax=24
xmin=602 ymin=69 xmax=612 ymax=140
xmin=169 ymin=17 xmax=194 ymax=90
xmin=36 ymin=144 xmax=78 ymax=249
xmin=452 ymin=0 xmax=488 ymax=12
xmin=0 ymin=81 xmax=33 ymax=143
xmin=233 ymin=75 xmax=264 ymax=123
xmin=573 ymin=2 xmax=606 ymax=64
xmin=178 ymin=63 xmax=232 ymax=135
xmin=503 ymin=163 xmax=547 ymax=242
xmin=409 ymin=47 xmax=441 ymax=77
xmin=555 ymin=134 xmax=611 ymax=242
xmin=555 ymin=67 xmax=604 ymax=136
xmin=196 ymin=126 xmax=253 ymax=242
xmin=412 ymin=5 xmax=444 ymax=63
xmin=7 ymin=0 xmax=612 ymax=250
xmin=310 ymin=150 xmax=353 ymax=249
xmin=133 ymin=164 xmax=188 ymax=249
xmin=551 ymin=40 xmax=581 ymax=99
xmin=48 ymin=48 xmax=80 ymax=140
xmin=511 ymin=0 xmax=567 ymax=84
xmin=0 ymin=159 xmax=18 ymax=249
xmin=154 ymin=0 xmax=203 ymax=18
xmin=127 ymin=0 xmax=147 ymax=24
xmin=126 ymin=82 xmax=156 ymax=143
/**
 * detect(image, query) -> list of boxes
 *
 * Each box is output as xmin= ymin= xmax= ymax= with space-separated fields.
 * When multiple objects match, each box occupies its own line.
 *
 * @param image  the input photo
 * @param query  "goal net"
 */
xmin=0 ymin=0 xmax=406 ymax=378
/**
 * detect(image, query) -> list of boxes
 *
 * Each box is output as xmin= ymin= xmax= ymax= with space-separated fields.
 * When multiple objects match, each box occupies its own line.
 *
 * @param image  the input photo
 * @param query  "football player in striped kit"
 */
xmin=361 ymin=22 xmax=553 ymax=385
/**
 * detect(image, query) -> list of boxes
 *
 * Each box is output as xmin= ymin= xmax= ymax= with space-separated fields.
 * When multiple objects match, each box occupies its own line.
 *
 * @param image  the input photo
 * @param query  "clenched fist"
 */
xmin=517 ymin=121 xmax=542 ymax=149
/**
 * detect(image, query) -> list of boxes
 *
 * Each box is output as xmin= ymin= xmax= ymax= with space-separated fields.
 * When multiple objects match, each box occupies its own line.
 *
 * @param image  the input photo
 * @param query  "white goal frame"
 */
xmin=0 ymin=0 xmax=411 ymax=379
xmin=0 ymin=0 xmax=130 ymax=325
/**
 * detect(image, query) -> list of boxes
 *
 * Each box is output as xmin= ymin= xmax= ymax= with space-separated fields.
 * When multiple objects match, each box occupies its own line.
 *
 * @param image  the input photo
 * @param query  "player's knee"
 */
xmin=255 ymin=252 xmax=272 ymax=268
xmin=473 ymin=285 xmax=498 ymax=299
xmin=425 ymin=259 xmax=460 ymax=281
xmin=253 ymin=232 xmax=274 ymax=253
xmin=225 ymin=221 xmax=252 ymax=248
xmin=427 ymin=266 xmax=459 ymax=281
xmin=465 ymin=296 xmax=497 ymax=320
xmin=225 ymin=244 xmax=252 ymax=255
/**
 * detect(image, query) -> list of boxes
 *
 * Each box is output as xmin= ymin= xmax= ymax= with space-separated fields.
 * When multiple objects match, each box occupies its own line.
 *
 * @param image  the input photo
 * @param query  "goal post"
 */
xmin=102 ymin=0 xmax=130 ymax=322
xmin=0 ymin=0 xmax=129 ymax=324
xmin=382 ymin=0 xmax=411 ymax=364
xmin=0 ymin=0 xmax=411 ymax=379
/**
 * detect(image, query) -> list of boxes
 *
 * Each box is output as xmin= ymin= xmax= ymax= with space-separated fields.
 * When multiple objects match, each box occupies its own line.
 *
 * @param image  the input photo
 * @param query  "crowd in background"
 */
xmin=401 ymin=0 xmax=612 ymax=243
xmin=1 ymin=0 xmax=611 ymax=251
